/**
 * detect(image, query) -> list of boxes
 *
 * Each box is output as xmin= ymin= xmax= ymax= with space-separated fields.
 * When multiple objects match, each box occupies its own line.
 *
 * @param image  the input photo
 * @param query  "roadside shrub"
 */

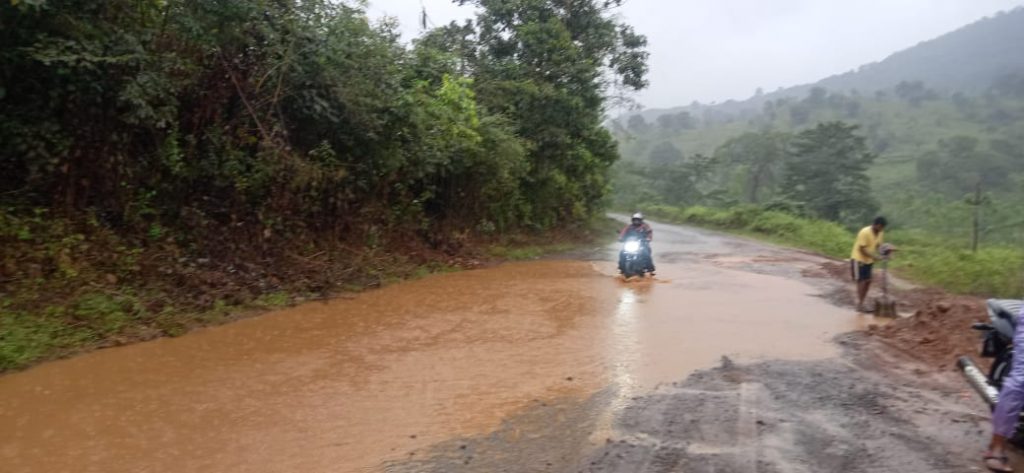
xmin=748 ymin=211 xmax=802 ymax=236
xmin=640 ymin=203 xmax=1023 ymax=297
xmin=894 ymin=242 xmax=1023 ymax=296
xmin=680 ymin=206 xmax=718 ymax=225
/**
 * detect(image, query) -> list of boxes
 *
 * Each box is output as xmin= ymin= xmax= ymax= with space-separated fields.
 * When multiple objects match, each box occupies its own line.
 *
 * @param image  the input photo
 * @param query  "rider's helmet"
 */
xmin=631 ymin=212 xmax=644 ymax=224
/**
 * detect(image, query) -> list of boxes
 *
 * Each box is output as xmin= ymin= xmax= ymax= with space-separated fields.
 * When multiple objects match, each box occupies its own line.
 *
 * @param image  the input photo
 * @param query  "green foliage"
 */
xmin=656 ymin=111 xmax=697 ymax=132
xmin=251 ymin=291 xmax=289 ymax=309
xmin=488 ymin=243 xmax=574 ymax=260
xmin=1 ymin=0 xmax=647 ymax=238
xmin=613 ymin=153 xmax=723 ymax=211
xmin=648 ymin=141 xmax=683 ymax=167
xmin=628 ymin=114 xmax=651 ymax=133
xmin=461 ymin=0 xmax=649 ymax=227
xmin=0 ymin=291 xmax=142 ymax=370
xmin=916 ymin=135 xmax=1014 ymax=196
xmin=782 ymin=122 xmax=878 ymax=225
xmin=891 ymin=230 xmax=1024 ymax=296
xmin=613 ymin=76 xmax=1024 ymax=249
xmin=714 ymin=131 xmax=790 ymax=203
xmin=0 ymin=310 xmax=65 ymax=371
xmin=615 ymin=121 xmax=880 ymax=229
xmin=644 ymin=204 xmax=1024 ymax=297
xmin=620 ymin=7 xmax=1024 ymax=297
xmin=646 ymin=204 xmax=851 ymax=258
xmin=0 ymin=0 xmax=649 ymax=369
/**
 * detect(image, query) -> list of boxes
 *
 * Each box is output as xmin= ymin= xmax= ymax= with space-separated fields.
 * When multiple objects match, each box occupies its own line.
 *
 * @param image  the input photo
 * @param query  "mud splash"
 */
xmin=1 ymin=222 xmax=882 ymax=473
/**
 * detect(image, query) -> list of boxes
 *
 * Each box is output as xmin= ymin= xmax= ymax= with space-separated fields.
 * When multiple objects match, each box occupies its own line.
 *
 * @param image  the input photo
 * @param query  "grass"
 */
xmin=643 ymin=204 xmax=1024 ymax=298
xmin=487 ymin=215 xmax=620 ymax=260
xmin=251 ymin=291 xmax=290 ymax=308
xmin=0 ymin=291 xmax=143 ymax=371
xmin=0 ymin=211 xmax=619 ymax=372
xmin=487 ymin=243 xmax=576 ymax=260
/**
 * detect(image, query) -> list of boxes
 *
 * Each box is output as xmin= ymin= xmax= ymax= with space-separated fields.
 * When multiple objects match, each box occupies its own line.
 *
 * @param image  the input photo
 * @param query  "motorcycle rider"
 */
xmin=618 ymin=213 xmax=655 ymax=275
xmin=985 ymin=303 xmax=1024 ymax=472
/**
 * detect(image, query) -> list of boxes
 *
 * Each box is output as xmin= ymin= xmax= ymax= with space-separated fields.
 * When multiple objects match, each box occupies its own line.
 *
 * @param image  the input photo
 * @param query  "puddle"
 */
xmin=0 ymin=221 xmax=885 ymax=472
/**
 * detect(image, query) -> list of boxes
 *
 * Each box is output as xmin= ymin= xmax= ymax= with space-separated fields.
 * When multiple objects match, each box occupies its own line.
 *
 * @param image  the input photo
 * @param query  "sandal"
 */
xmin=985 ymin=454 xmax=1013 ymax=472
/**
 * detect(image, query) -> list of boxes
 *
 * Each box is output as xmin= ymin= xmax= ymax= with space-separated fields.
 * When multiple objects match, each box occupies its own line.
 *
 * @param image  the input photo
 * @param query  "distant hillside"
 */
xmin=610 ymin=7 xmax=1024 ymax=247
xmin=625 ymin=7 xmax=1024 ymax=123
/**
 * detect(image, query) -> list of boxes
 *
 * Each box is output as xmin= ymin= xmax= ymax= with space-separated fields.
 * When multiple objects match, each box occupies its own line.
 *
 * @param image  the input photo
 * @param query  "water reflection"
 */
xmin=611 ymin=280 xmax=654 ymax=399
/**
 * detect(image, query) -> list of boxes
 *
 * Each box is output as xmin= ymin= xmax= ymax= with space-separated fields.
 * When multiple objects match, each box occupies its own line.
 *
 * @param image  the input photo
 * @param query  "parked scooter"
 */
xmin=958 ymin=299 xmax=1024 ymax=438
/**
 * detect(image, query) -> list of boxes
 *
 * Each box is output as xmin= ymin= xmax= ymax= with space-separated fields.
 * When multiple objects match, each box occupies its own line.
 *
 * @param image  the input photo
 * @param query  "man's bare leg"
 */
xmin=856 ymin=280 xmax=871 ymax=312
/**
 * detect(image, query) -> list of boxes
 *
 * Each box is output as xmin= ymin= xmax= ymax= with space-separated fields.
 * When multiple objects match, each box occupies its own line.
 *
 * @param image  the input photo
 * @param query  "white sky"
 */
xmin=366 ymin=0 xmax=1024 ymax=109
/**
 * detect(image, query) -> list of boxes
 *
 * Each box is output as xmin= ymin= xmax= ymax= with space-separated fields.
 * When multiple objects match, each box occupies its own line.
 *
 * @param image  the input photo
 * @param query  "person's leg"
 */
xmin=862 ymin=280 xmax=872 ymax=307
xmin=646 ymin=245 xmax=655 ymax=272
xmin=987 ymin=308 xmax=1024 ymax=471
xmin=855 ymin=263 xmax=873 ymax=312
xmin=618 ymin=251 xmax=625 ymax=273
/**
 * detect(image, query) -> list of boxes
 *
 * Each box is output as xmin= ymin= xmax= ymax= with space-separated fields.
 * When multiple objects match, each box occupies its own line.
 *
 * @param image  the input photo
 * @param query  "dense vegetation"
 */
xmin=612 ymin=9 xmax=1024 ymax=296
xmin=0 ymin=0 xmax=648 ymax=369
xmin=614 ymin=80 xmax=1024 ymax=246
xmin=643 ymin=204 xmax=1023 ymax=298
xmin=614 ymin=84 xmax=1024 ymax=294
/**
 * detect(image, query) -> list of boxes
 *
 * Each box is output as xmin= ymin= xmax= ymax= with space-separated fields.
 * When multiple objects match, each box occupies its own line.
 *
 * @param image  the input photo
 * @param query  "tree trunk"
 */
xmin=972 ymin=182 xmax=981 ymax=253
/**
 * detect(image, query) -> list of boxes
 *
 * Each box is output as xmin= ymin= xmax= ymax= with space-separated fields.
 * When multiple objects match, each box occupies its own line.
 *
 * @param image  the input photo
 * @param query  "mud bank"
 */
xmin=389 ymin=336 xmax=990 ymax=473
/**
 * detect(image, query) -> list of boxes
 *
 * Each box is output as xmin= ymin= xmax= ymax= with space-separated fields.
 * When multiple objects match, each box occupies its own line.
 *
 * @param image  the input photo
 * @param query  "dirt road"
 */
xmin=0 ymin=219 xmax=991 ymax=472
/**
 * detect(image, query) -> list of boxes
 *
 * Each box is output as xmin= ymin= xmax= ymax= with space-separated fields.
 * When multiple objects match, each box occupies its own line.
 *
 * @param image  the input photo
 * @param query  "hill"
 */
xmin=610 ymin=8 xmax=1024 ymax=248
xmin=622 ymin=7 xmax=1024 ymax=124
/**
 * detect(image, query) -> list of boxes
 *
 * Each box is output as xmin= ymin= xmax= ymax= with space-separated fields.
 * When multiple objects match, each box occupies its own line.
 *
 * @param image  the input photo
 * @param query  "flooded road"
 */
xmin=0 ymin=220 xmax=884 ymax=472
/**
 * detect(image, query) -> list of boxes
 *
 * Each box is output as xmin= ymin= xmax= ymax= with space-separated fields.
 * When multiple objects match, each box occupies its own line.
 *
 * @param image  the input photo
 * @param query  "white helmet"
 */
xmin=632 ymin=212 xmax=644 ymax=220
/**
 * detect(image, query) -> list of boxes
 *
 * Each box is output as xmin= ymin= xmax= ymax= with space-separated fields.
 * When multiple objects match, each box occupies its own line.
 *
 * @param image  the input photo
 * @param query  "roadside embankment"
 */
xmin=0 ymin=209 xmax=616 ymax=372
xmin=642 ymin=204 xmax=1023 ymax=297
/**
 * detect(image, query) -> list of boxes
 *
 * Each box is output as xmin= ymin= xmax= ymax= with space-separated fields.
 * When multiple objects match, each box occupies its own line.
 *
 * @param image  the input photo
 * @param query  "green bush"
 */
xmin=894 ymin=242 xmax=1023 ymax=296
xmin=0 ymin=311 xmax=64 ymax=371
xmin=0 ymin=0 xmax=650 ymax=370
xmin=748 ymin=212 xmax=802 ymax=236
xmin=644 ymin=203 xmax=1023 ymax=297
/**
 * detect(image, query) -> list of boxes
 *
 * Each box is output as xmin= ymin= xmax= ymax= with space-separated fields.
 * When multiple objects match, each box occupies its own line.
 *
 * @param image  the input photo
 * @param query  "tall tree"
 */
xmin=627 ymin=114 xmax=650 ymax=133
xmin=459 ymin=0 xmax=649 ymax=225
xmin=674 ymin=111 xmax=697 ymax=130
xmin=782 ymin=122 xmax=878 ymax=223
xmin=648 ymin=141 xmax=683 ymax=167
xmin=916 ymin=135 xmax=1012 ymax=196
xmin=715 ymin=131 xmax=791 ymax=204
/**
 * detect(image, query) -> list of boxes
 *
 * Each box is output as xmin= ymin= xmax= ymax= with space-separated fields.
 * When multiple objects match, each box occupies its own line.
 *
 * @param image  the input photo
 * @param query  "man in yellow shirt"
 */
xmin=850 ymin=216 xmax=887 ymax=312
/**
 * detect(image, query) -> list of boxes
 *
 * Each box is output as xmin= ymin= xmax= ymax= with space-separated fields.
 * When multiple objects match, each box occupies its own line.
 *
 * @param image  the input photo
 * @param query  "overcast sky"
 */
xmin=366 ymin=0 xmax=1024 ymax=109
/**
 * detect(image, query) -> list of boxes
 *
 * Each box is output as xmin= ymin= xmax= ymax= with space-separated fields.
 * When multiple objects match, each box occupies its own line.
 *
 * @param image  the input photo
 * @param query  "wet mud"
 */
xmin=0 ymin=219 xmax=987 ymax=472
xmin=0 ymin=262 xmax=620 ymax=473
xmin=389 ymin=336 xmax=989 ymax=473
xmin=580 ymin=335 xmax=987 ymax=473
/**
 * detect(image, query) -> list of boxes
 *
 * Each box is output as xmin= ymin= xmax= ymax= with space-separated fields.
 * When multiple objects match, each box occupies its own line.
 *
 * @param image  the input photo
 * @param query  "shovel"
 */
xmin=874 ymin=245 xmax=898 ymax=318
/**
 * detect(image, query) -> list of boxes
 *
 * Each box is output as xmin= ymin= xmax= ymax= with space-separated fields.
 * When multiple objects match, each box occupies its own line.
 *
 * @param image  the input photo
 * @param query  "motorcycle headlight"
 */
xmin=623 ymin=241 xmax=641 ymax=253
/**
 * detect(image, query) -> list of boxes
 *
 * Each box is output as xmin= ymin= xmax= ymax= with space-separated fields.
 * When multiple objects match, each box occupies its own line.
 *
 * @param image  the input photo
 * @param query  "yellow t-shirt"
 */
xmin=850 ymin=226 xmax=884 ymax=264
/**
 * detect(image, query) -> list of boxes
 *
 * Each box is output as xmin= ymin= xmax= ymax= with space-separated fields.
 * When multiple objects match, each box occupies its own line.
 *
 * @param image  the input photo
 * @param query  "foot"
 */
xmin=856 ymin=305 xmax=872 ymax=314
xmin=985 ymin=453 xmax=1013 ymax=472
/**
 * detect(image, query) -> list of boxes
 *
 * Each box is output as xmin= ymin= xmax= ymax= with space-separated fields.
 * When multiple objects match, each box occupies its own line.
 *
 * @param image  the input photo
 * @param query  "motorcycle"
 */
xmin=619 ymin=238 xmax=653 ymax=278
xmin=958 ymin=299 xmax=1024 ymax=438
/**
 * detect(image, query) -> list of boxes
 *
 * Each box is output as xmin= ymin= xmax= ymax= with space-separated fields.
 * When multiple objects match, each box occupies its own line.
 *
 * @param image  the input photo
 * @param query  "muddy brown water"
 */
xmin=0 ymin=221 xmax=886 ymax=472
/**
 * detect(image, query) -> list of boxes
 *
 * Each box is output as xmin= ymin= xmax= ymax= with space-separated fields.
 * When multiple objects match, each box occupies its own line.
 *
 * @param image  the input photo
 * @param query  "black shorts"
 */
xmin=850 ymin=260 xmax=873 ymax=281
